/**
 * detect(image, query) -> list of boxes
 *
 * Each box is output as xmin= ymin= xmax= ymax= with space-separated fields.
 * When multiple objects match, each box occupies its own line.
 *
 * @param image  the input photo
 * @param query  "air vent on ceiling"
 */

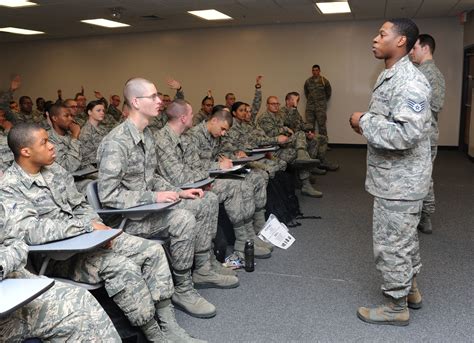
xmin=141 ymin=15 xmax=164 ymax=20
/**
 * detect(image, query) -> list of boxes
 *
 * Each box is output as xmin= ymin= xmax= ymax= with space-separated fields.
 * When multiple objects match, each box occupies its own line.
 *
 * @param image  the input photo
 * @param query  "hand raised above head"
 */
xmin=166 ymin=78 xmax=181 ymax=90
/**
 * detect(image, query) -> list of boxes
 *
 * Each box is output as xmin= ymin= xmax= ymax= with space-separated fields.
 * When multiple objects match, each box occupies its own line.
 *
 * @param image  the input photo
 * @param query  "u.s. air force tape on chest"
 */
xmin=258 ymin=214 xmax=295 ymax=250
xmin=407 ymin=99 xmax=426 ymax=113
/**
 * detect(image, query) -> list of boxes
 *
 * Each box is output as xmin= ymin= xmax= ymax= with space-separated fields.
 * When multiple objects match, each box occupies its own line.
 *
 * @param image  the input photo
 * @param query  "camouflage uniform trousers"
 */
xmin=248 ymin=158 xmax=286 ymax=178
xmin=373 ymin=197 xmax=422 ymax=299
xmin=275 ymin=146 xmax=296 ymax=164
xmin=307 ymin=133 xmax=328 ymax=160
xmin=422 ymin=146 xmax=438 ymax=215
xmin=289 ymin=130 xmax=309 ymax=151
xmin=0 ymin=269 xmax=120 ymax=342
xmin=175 ymin=191 xmax=219 ymax=253
xmin=211 ymin=178 xmax=255 ymax=226
xmin=41 ymin=232 xmax=173 ymax=328
xmin=124 ymin=192 xmax=218 ymax=269
xmin=274 ymin=139 xmax=311 ymax=181
xmin=305 ymin=102 xmax=328 ymax=137
xmin=243 ymin=169 xmax=268 ymax=211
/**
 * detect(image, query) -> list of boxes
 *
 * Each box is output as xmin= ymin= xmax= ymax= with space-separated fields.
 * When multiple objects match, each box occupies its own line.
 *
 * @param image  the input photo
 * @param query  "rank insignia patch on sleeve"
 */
xmin=407 ymin=99 xmax=425 ymax=113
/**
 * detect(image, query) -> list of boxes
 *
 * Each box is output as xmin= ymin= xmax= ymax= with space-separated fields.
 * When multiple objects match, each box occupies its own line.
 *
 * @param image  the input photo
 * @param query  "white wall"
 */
xmin=0 ymin=17 xmax=463 ymax=145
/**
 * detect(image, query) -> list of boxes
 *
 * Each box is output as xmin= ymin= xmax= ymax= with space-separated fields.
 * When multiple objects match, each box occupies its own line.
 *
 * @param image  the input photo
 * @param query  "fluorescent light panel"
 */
xmin=0 ymin=26 xmax=44 ymax=35
xmin=81 ymin=18 xmax=130 ymax=28
xmin=188 ymin=9 xmax=232 ymax=20
xmin=316 ymin=2 xmax=351 ymax=14
xmin=0 ymin=0 xmax=37 ymax=7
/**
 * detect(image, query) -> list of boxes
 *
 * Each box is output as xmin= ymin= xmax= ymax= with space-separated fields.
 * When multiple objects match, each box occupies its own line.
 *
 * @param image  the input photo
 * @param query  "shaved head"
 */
xmin=166 ymin=99 xmax=191 ymax=121
xmin=123 ymin=77 xmax=155 ymax=107
xmin=8 ymin=123 xmax=43 ymax=158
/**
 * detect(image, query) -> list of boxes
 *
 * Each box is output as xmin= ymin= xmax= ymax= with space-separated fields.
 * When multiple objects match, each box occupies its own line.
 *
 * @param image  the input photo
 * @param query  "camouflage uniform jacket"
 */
xmin=192 ymin=109 xmax=210 ymax=127
xmin=97 ymin=118 xmax=181 ymax=210
xmin=79 ymin=121 xmax=108 ymax=167
xmin=148 ymin=113 xmax=168 ymax=133
xmin=257 ymin=110 xmax=291 ymax=137
xmin=0 ymin=162 xmax=98 ymax=245
xmin=75 ymin=111 xmax=88 ymax=127
xmin=107 ymin=105 xmax=122 ymax=123
xmin=155 ymin=123 xmax=209 ymax=185
xmin=47 ymin=128 xmax=82 ymax=173
xmin=249 ymin=88 xmax=262 ymax=123
xmin=304 ymin=75 xmax=332 ymax=105
xmin=0 ymin=90 xmax=18 ymax=124
xmin=186 ymin=121 xmax=221 ymax=170
xmin=0 ymin=199 xmax=29 ymax=279
xmin=102 ymin=113 xmax=119 ymax=131
xmin=0 ymin=133 xmax=13 ymax=173
xmin=0 ymin=90 xmax=12 ymax=112
xmin=17 ymin=110 xmax=46 ymax=126
xmin=359 ymin=55 xmax=432 ymax=201
xmin=280 ymin=106 xmax=312 ymax=132
xmin=417 ymin=59 xmax=446 ymax=146
xmin=221 ymin=117 xmax=278 ymax=155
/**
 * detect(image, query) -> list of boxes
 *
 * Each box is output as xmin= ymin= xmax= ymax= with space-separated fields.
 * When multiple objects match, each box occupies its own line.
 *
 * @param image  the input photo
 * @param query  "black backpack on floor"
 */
xmin=213 ymin=204 xmax=235 ymax=262
xmin=265 ymin=171 xmax=301 ymax=224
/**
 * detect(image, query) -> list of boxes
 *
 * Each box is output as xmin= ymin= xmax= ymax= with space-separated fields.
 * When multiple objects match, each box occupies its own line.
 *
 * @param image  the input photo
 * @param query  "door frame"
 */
xmin=459 ymin=44 xmax=474 ymax=152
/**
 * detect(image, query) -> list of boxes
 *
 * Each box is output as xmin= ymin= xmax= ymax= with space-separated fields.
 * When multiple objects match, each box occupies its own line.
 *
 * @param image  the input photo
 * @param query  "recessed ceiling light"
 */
xmin=80 ymin=18 xmax=130 ymax=28
xmin=315 ymin=2 xmax=351 ymax=14
xmin=188 ymin=9 xmax=232 ymax=20
xmin=0 ymin=26 xmax=44 ymax=35
xmin=0 ymin=0 xmax=37 ymax=7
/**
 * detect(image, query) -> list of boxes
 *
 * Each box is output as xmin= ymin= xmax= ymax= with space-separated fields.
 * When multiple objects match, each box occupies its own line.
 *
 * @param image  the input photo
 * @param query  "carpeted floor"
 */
xmin=176 ymin=147 xmax=474 ymax=343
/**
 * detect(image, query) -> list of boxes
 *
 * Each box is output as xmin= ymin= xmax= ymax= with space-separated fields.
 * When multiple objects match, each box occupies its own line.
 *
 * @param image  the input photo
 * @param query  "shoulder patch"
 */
xmin=407 ymin=99 xmax=425 ymax=113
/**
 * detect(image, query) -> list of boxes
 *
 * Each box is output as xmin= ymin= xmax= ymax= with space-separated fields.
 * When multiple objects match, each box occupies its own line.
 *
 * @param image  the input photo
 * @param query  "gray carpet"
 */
xmin=176 ymin=148 xmax=474 ymax=342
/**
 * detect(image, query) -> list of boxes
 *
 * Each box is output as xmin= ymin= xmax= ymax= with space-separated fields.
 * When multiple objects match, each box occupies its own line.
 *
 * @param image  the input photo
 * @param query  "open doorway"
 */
xmin=459 ymin=45 xmax=474 ymax=157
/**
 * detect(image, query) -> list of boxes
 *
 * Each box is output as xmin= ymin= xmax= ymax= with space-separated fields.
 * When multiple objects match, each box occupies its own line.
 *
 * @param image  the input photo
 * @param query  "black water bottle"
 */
xmin=244 ymin=240 xmax=255 ymax=272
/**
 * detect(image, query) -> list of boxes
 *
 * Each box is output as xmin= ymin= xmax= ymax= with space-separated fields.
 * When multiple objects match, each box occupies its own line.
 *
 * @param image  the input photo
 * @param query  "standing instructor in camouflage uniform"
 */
xmin=304 ymin=64 xmax=332 ymax=138
xmin=350 ymin=18 xmax=432 ymax=326
xmin=410 ymin=34 xmax=446 ymax=234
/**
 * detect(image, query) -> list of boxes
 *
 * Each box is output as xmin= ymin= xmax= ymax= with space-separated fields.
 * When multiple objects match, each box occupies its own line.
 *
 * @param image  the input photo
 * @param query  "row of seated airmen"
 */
xmin=0 ymin=76 xmax=338 ymax=342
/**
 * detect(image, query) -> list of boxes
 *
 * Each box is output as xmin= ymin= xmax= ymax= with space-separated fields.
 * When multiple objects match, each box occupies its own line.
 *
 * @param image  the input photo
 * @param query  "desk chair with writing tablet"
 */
xmin=28 ymin=229 xmax=123 ymax=290
xmin=86 ymin=180 xmax=178 ymax=265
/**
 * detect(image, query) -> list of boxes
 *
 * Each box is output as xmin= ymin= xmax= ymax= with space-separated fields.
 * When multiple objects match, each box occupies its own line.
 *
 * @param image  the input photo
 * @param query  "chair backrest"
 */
xmin=86 ymin=180 xmax=102 ymax=210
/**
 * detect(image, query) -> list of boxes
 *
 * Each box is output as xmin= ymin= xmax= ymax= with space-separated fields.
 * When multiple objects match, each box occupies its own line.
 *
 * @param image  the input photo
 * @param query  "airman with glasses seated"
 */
xmin=258 ymin=96 xmax=323 ymax=197
xmin=97 ymin=77 xmax=237 ymax=320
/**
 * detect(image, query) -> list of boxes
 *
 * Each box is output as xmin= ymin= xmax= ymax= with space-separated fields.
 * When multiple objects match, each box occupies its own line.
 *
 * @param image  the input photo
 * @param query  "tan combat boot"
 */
xmin=295 ymin=148 xmax=320 ymax=164
xmin=357 ymin=297 xmax=409 ymax=326
xmin=301 ymin=178 xmax=323 ymax=198
xmin=253 ymin=209 xmax=274 ymax=251
xmin=408 ymin=276 xmax=423 ymax=309
xmin=209 ymin=250 xmax=237 ymax=276
xmin=139 ymin=319 xmax=166 ymax=342
xmin=311 ymin=166 xmax=327 ymax=175
xmin=172 ymin=269 xmax=216 ymax=318
xmin=319 ymin=158 xmax=339 ymax=171
xmin=156 ymin=300 xmax=207 ymax=342
xmin=192 ymin=251 xmax=239 ymax=289
xmin=233 ymin=221 xmax=271 ymax=259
